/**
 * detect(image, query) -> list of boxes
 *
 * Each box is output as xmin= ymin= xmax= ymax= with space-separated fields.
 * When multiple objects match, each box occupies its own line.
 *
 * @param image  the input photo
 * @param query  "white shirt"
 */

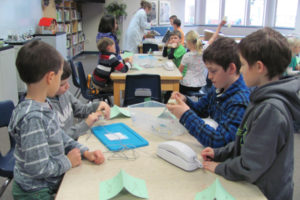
xmin=180 ymin=51 xmax=207 ymax=87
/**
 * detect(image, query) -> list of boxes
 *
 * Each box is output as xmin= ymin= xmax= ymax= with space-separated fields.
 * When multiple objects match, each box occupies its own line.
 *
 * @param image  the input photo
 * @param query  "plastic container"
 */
xmin=128 ymin=101 xmax=187 ymax=139
xmin=133 ymin=54 xmax=157 ymax=68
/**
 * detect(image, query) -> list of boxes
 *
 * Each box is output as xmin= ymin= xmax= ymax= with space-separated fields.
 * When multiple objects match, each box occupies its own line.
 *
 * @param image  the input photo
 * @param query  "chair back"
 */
xmin=75 ymin=61 xmax=113 ymax=104
xmin=69 ymin=59 xmax=80 ymax=88
xmin=142 ymin=43 xmax=159 ymax=53
xmin=0 ymin=100 xmax=16 ymax=197
xmin=123 ymin=74 xmax=161 ymax=106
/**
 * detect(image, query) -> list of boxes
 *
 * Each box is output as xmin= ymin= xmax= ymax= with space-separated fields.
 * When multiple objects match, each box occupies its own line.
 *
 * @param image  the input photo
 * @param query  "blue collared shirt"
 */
xmin=180 ymin=75 xmax=250 ymax=148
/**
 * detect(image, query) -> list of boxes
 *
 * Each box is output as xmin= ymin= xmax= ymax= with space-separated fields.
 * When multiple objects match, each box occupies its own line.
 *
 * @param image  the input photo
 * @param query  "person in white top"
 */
xmin=179 ymin=30 xmax=207 ymax=95
xmin=124 ymin=0 xmax=152 ymax=53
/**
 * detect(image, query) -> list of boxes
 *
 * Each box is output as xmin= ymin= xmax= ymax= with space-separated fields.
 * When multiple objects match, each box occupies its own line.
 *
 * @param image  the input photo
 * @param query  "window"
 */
xmin=224 ymin=0 xmax=246 ymax=25
xmin=205 ymin=0 xmax=220 ymax=25
xmin=275 ymin=0 xmax=298 ymax=28
xmin=249 ymin=0 xmax=265 ymax=26
xmin=185 ymin=0 xmax=196 ymax=24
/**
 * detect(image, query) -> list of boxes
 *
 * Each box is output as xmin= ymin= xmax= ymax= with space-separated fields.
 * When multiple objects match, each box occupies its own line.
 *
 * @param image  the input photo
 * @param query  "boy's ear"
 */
xmin=227 ymin=62 xmax=237 ymax=74
xmin=45 ymin=71 xmax=56 ymax=85
xmin=256 ymin=61 xmax=267 ymax=74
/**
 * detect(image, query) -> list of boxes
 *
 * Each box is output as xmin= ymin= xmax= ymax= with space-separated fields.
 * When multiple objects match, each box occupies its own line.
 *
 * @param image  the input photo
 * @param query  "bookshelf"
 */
xmin=56 ymin=0 xmax=85 ymax=58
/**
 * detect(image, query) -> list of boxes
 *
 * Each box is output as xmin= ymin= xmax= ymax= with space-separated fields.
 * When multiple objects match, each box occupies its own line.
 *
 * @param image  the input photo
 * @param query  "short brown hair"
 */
xmin=203 ymin=37 xmax=241 ymax=73
xmin=16 ymin=40 xmax=62 ymax=84
xmin=62 ymin=60 xmax=72 ymax=80
xmin=169 ymin=30 xmax=182 ymax=39
xmin=97 ymin=37 xmax=114 ymax=52
xmin=141 ymin=0 xmax=151 ymax=9
xmin=238 ymin=27 xmax=291 ymax=79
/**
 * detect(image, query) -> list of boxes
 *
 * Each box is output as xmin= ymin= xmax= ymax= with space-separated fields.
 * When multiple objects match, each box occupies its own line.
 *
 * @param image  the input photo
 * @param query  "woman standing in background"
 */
xmin=96 ymin=14 xmax=121 ymax=59
xmin=124 ymin=0 xmax=152 ymax=53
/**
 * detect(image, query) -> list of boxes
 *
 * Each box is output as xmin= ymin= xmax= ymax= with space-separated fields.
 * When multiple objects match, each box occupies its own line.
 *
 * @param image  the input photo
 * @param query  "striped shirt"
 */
xmin=180 ymin=75 xmax=250 ymax=148
xmin=92 ymin=52 xmax=131 ymax=88
xmin=8 ymin=99 xmax=88 ymax=192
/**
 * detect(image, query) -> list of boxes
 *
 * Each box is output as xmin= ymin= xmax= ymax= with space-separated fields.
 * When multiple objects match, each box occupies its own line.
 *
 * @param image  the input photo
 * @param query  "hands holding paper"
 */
xmin=201 ymin=147 xmax=219 ymax=173
xmin=97 ymin=101 xmax=111 ymax=119
xmin=166 ymin=92 xmax=189 ymax=119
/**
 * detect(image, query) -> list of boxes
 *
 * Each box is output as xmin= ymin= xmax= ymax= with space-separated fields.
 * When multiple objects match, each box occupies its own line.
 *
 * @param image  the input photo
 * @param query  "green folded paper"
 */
xmin=195 ymin=178 xmax=235 ymax=200
xmin=99 ymin=169 xmax=148 ymax=200
xmin=122 ymin=52 xmax=134 ymax=59
xmin=132 ymin=63 xmax=143 ymax=71
xmin=110 ymin=105 xmax=131 ymax=119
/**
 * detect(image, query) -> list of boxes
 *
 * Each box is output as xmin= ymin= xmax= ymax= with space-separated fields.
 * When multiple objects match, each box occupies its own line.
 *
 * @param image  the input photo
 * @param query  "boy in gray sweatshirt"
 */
xmin=9 ymin=40 xmax=105 ymax=199
xmin=201 ymin=28 xmax=300 ymax=200
xmin=49 ymin=60 xmax=110 ymax=140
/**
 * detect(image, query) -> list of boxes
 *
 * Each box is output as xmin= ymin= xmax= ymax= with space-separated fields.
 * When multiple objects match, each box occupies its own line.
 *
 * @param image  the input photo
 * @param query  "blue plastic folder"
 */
xmin=91 ymin=123 xmax=149 ymax=151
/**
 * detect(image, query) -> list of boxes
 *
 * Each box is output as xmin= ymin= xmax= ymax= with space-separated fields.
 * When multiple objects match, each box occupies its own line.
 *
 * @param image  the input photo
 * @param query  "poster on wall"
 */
xmin=159 ymin=1 xmax=171 ymax=25
xmin=148 ymin=0 xmax=158 ymax=25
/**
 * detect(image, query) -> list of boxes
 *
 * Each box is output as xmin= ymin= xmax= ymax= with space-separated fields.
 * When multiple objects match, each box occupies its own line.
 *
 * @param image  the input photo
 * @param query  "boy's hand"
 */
xmin=201 ymin=147 xmax=214 ymax=161
xmin=168 ymin=43 xmax=177 ymax=48
xmin=85 ymin=112 xmax=101 ymax=127
xmin=97 ymin=101 xmax=111 ymax=119
xmin=220 ymin=19 xmax=227 ymax=27
xmin=67 ymin=148 xmax=82 ymax=168
xmin=203 ymin=161 xmax=219 ymax=173
xmin=166 ymin=95 xmax=190 ymax=119
xmin=83 ymin=150 xmax=105 ymax=165
xmin=170 ymin=91 xmax=186 ymax=103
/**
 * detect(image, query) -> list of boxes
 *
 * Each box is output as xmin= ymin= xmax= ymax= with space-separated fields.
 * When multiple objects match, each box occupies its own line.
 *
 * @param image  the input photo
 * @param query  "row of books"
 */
xmin=57 ymin=9 xmax=81 ymax=22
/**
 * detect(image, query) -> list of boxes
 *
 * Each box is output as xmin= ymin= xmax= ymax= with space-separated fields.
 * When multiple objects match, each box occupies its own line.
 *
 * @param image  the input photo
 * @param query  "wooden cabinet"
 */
xmin=56 ymin=0 xmax=84 ymax=59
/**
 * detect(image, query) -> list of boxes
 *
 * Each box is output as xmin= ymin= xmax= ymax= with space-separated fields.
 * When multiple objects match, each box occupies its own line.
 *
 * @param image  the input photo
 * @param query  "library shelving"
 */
xmin=56 ymin=0 xmax=85 ymax=59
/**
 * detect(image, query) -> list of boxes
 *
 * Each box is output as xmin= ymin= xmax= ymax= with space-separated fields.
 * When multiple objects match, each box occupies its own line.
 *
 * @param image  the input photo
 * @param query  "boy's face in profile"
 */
xmin=107 ymin=44 xmax=116 ymax=53
xmin=169 ymin=35 xmax=180 ymax=45
xmin=206 ymin=62 xmax=234 ymax=90
xmin=56 ymin=78 xmax=70 ymax=96
xmin=240 ymin=54 xmax=259 ymax=87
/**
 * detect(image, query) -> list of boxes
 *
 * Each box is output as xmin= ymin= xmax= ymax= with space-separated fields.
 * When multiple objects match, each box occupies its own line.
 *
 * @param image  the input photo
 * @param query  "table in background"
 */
xmin=56 ymin=109 xmax=266 ymax=200
xmin=110 ymin=55 xmax=182 ymax=106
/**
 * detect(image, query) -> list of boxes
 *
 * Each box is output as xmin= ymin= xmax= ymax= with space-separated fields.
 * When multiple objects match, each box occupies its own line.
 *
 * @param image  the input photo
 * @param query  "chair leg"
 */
xmin=0 ymin=178 xmax=12 ymax=198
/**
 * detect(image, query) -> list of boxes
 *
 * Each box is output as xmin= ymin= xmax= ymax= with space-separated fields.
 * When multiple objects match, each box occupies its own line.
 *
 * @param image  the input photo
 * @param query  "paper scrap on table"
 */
xmin=99 ymin=169 xmax=148 ymax=200
xmin=110 ymin=105 xmax=131 ymax=119
xmin=132 ymin=63 xmax=143 ymax=71
xmin=122 ymin=52 xmax=134 ymax=59
xmin=105 ymin=132 xmax=128 ymax=141
xmin=195 ymin=178 xmax=235 ymax=200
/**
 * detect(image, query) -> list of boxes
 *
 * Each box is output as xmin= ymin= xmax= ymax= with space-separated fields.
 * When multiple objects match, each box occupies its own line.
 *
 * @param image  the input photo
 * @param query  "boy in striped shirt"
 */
xmin=9 ymin=40 xmax=105 ymax=199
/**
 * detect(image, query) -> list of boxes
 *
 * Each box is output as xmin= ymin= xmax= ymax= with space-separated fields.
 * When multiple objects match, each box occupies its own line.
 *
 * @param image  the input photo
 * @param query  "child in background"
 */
xmin=202 ymin=28 xmax=300 ymax=200
xmin=162 ymin=30 xmax=186 ymax=73
xmin=169 ymin=15 xmax=177 ymax=26
xmin=286 ymin=37 xmax=300 ymax=75
xmin=178 ymin=30 xmax=207 ymax=95
xmin=9 ymin=40 xmax=105 ymax=199
xmin=92 ymin=37 xmax=132 ymax=91
xmin=172 ymin=18 xmax=185 ymax=45
xmin=49 ymin=60 xmax=111 ymax=140
xmin=167 ymin=37 xmax=250 ymax=148
xmin=96 ymin=14 xmax=121 ymax=60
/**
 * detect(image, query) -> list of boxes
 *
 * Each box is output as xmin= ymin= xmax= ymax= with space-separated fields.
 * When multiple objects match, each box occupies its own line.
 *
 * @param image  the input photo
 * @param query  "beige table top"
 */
xmin=110 ymin=55 xmax=182 ymax=81
xmin=56 ymin=112 xmax=266 ymax=200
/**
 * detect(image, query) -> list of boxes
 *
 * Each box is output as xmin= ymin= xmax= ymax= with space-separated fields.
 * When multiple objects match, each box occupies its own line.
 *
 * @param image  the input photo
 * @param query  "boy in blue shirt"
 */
xmin=202 ymin=28 xmax=300 ymax=200
xmin=9 ymin=40 xmax=105 ymax=199
xmin=167 ymin=37 xmax=250 ymax=148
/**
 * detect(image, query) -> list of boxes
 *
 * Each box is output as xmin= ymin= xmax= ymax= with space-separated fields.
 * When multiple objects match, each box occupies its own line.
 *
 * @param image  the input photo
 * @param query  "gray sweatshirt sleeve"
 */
xmin=213 ymin=141 xmax=235 ymax=162
xmin=215 ymin=104 xmax=288 ymax=183
xmin=19 ymin=117 xmax=72 ymax=178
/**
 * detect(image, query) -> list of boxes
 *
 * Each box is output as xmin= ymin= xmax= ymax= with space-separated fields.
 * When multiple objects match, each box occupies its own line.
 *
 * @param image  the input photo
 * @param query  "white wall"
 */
xmin=82 ymin=0 xmax=300 ymax=52
xmin=0 ymin=0 xmax=43 ymax=39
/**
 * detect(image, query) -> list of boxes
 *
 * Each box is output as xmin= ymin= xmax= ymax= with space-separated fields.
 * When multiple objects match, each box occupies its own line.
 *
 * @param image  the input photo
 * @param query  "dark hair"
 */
xmin=238 ymin=27 xmax=291 ymax=79
xmin=141 ymin=0 xmax=151 ymax=9
xmin=97 ymin=37 xmax=115 ymax=52
xmin=16 ymin=40 xmax=62 ymax=84
xmin=173 ymin=18 xmax=181 ymax=27
xmin=203 ymin=37 xmax=241 ymax=73
xmin=62 ymin=60 xmax=72 ymax=80
xmin=169 ymin=30 xmax=182 ymax=39
xmin=169 ymin=15 xmax=177 ymax=20
xmin=98 ymin=14 xmax=116 ymax=33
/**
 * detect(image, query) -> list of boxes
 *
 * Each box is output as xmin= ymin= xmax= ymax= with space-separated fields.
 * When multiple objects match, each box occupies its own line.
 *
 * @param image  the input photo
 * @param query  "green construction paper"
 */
xmin=99 ymin=170 xmax=148 ymax=200
xmin=110 ymin=105 xmax=131 ymax=119
xmin=195 ymin=178 xmax=235 ymax=200
xmin=122 ymin=52 xmax=134 ymax=59
xmin=131 ymin=63 xmax=143 ymax=71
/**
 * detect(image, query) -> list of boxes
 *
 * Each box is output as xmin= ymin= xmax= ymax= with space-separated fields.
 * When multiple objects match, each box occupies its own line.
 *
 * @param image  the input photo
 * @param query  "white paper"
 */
xmin=105 ymin=132 xmax=128 ymax=141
